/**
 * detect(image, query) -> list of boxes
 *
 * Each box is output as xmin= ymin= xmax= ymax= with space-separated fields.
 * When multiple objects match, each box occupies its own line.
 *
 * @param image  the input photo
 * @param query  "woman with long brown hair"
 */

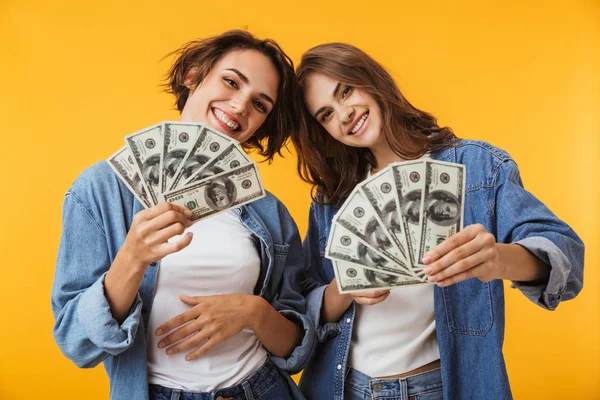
xmin=293 ymin=43 xmax=584 ymax=399
xmin=51 ymin=30 xmax=313 ymax=400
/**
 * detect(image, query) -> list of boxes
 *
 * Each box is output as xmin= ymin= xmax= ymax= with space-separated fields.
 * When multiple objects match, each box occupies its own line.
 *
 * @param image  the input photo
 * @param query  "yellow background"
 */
xmin=1 ymin=1 xmax=598 ymax=398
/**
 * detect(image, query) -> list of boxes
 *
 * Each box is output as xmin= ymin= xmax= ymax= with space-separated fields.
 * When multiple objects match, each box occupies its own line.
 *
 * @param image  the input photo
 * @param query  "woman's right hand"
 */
xmin=350 ymin=289 xmax=391 ymax=306
xmin=119 ymin=202 xmax=194 ymax=270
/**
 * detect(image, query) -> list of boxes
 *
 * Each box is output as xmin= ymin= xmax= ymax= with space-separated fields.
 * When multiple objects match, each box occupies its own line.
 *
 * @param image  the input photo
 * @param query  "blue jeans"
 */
xmin=149 ymin=358 xmax=292 ymax=400
xmin=344 ymin=366 xmax=443 ymax=400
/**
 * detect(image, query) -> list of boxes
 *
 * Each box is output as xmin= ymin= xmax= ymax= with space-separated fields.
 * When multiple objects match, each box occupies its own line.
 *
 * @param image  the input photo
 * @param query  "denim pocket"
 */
xmin=442 ymin=279 xmax=493 ymax=335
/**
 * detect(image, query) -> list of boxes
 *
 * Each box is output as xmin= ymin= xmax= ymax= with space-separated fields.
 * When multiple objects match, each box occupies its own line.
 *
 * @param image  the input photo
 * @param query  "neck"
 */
xmin=369 ymin=140 xmax=403 ymax=174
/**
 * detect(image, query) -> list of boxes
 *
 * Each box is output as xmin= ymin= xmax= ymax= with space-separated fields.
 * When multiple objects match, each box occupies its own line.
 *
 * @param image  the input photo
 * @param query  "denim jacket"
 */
xmin=51 ymin=161 xmax=314 ymax=400
xmin=299 ymin=140 xmax=584 ymax=400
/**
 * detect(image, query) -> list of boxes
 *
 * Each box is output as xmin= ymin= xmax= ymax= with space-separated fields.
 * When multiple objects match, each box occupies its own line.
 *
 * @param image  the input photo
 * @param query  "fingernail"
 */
xmin=155 ymin=329 xmax=163 ymax=336
xmin=158 ymin=341 xmax=165 ymax=348
xmin=437 ymin=281 xmax=446 ymax=287
xmin=184 ymin=209 xmax=193 ymax=217
xmin=428 ymin=275 xmax=437 ymax=282
xmin=166 ymin=349 xmax=173 ymax=355
xmin=423 ymin=267 xmax=432 ymax=274
xmin=185 ymin=356 xmax=191 ymax=361
xmin=422 ymin=255 xmax=432 ymax=264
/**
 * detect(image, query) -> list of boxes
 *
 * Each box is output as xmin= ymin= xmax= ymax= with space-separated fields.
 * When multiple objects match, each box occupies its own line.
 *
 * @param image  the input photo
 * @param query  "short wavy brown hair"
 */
xmin=164 ymin=30 xmax=299 ymax=162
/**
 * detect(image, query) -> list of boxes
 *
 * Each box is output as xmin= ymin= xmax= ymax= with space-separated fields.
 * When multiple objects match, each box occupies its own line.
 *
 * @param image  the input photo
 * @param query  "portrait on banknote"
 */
xmin=205 ymin=178 xmax=235 ymax=210
xmin=424 ymin=190 xmax=460 ymax=226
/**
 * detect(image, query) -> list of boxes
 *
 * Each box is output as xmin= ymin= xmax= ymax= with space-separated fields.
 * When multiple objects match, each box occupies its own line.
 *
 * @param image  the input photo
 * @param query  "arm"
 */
xmin=423 ymin=159 xmax=584 ymax=310
xmin=52 ymin=188 xmax=193 ymax=367
xmin=105 ymin=203 xmax=194 ymax=323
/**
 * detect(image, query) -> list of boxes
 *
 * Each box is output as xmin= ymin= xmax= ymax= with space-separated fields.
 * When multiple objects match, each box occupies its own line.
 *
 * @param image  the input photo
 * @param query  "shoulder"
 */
xmin=434 ymin=140 xmax=518 ymax=189
xmin=66 ymin=161 xmax=135 ymax=217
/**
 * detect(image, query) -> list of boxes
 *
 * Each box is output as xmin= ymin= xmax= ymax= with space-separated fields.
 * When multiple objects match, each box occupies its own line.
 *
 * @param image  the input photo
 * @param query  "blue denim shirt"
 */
xmin=299 ymin=140 xmax=584 ymax=400
xmin=51 ymin=161 xmax=315 ymax=400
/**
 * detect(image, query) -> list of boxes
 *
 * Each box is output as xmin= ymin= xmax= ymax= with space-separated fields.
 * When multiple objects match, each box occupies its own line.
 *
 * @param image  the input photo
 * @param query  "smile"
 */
xmin=349 ymin=112 xmax=369 ymax=136
xmin=212 ymin=108 xmax=241 ymax=132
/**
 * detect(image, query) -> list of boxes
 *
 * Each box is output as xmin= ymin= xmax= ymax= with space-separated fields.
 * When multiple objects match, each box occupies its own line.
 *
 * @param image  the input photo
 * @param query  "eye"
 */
xmin=321 ymin=110 xmax=333 ymax=122
xmin=342 ymin=86 xmax=353 ymax=99
xmin=254 ymin=100 xmax=267 ymax=113
xmin=223 ymin=77 xmax=238 ymax=89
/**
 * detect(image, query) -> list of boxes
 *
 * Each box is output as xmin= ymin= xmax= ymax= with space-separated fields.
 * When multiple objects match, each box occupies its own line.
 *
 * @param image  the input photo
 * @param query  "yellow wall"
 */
xmin=1 ymin=1 xmax=598 ymax=398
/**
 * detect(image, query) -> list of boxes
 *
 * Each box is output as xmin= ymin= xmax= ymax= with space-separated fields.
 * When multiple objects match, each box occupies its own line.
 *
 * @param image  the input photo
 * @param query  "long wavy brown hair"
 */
xmin=164 ymin=30 xmax=299 ymax=162
xmin=293 ymin=43 xmax=457 ymax=206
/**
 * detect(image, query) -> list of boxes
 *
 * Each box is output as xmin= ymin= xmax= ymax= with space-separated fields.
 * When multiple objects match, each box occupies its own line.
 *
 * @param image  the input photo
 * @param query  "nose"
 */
xmin=230 ymin=93 xmax=249 ymax=116
xmin=338 ymin=104 xmax=355 ymax=124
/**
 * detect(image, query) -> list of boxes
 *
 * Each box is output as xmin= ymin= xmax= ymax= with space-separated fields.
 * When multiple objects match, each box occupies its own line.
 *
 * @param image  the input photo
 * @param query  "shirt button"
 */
xmin=149 ymin=262 xmax=157 ymax=267
xmin=346 ymin=318 xmax=351 ymax=323
xmin=337 ymin=364 xmax=342 ymax=370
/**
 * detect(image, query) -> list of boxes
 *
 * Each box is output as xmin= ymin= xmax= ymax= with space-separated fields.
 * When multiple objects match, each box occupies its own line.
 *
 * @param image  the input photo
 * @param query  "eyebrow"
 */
xmin=313 ymin=82 xmax=341 ymax=119
xmin=226 ymin=68 xmax=275 ymax=106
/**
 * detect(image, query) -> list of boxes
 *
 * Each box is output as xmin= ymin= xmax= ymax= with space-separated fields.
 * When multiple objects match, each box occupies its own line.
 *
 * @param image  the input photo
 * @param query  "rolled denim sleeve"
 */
xmin=493 ymin=160 xmax=584 ymax=310
xmin=268 ymin=209 xmax=316 ymax=374
xmin=303 ymin=203 xmax=342 ymax=343
xmin=51 ymin=191 xmax=142 ymax=368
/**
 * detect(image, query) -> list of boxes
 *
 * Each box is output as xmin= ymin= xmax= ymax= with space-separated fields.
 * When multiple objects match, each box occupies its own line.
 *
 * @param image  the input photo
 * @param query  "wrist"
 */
xmin=247 ymin=295 xmax=269 ymax=332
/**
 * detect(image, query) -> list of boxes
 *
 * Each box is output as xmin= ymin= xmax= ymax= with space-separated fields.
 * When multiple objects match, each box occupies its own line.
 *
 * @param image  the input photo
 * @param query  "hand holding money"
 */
xmin=107 ymin=121 xmax=265 ymax=223
xmin=422 ymin=223 xmax=502 ymax=287
xmin=116 ymin=202 xmax=194 ymax=270
xmin=328 ymin=160 xmax=466 ymax=294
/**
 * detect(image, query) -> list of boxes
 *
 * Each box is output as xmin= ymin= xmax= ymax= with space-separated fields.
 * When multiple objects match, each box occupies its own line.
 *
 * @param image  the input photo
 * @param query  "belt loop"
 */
xmin=399 ymin=378 xmax=409 ymax=400
xmin=242 ymin=380 xmax=254 ymax=400
xmin=170 ymin=389 xmax=181 ymax=400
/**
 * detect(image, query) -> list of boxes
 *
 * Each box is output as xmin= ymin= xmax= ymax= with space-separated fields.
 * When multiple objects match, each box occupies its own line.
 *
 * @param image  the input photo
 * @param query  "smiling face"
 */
xmin=180 ymin=49 xmax=280 ymax=144
xmin=303 ymin=72 xmax=384 ymax=150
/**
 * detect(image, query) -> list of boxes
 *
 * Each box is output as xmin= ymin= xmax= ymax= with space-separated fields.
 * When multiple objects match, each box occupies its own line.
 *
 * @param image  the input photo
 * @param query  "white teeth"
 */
xmin=350 ymin=113 xmax=368 ymax=134
xmin=213 ymin=109 xmax=240 ymax=131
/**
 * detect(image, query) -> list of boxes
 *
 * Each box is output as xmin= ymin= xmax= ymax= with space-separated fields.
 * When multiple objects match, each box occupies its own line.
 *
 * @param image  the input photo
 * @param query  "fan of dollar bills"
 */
xmin=327 ymin=160 xmax=466 ymax=294
xmin=107 ymin=121 xmax=265 ymax=221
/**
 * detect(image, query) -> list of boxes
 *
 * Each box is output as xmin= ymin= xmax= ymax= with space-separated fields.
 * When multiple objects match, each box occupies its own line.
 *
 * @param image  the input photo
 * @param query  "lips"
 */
xmin=212 ymin=107 xmax=242 ymax=133
xmin=348 ymin=111 xmax=369 ymax=136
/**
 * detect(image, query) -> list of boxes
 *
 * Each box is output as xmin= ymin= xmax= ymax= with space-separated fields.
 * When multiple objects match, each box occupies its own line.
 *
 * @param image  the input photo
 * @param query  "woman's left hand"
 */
xmin=155 ymin=294 xmax=257 ymax=361
xmin=422 ymin=224 xmax=505 ymax=287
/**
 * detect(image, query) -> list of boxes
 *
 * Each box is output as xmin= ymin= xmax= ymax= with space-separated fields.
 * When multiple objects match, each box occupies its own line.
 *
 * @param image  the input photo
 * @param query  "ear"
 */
xmin=183 ymin=67 xmax=201 ymax=89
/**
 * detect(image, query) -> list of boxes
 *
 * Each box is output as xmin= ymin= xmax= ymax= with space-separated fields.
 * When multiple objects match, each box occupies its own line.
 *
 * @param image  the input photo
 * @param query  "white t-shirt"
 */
xmin=146 ymin=209 xmax=267 ymax=391
xmin=349 ymin=156 xmax=439 ymax=377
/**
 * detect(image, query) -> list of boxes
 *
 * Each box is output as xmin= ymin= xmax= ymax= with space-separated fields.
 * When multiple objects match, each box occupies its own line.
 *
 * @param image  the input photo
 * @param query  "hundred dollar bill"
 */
xmin=160 ymin=122 xmax=202 ymax=197
xmin=326 ymin=223 xmax=414 ymax=277
xmin=359 ymin=168 xmax=411 ymax=263
xmin=185 ymin=143 xmax=252 ymax=185
xmin=418 ymin=160 xmax=466 ymax=263
xmin=124 ymin=123 xmax=163 ymax=206
xmin=170 ymin=126 xmax=235 ymax=190
xmin=391 ymin=161 xmax=426 ymax=267
xmin=162 ymin=163 xmax=265 ymax=222
xmin=334 ymin=187 xmax=415 ymax=276
xmin=333 ymin=260 xmax=423 ymax=294
xmin=106 ymin=146 xmax=152 ymax=208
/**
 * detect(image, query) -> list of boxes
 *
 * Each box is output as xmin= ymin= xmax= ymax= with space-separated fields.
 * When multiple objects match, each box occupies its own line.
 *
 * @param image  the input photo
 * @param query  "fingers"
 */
xmin=158 ymin=320 xmax=198 ymax=349
xmin=158 ymin=232 xmax=194 ymax=256
xmin=423 ymin=233 xmax=485 ymax=276
xmin=155 ymin=306 xmax=199 ymax=336
xmin=427 ymin=250 xmax=489 ymax=286
xmin=147 ymin=208 xmax=193 ymax=234
xmin=422 ymin=224 xmax=485 ymax=264
xmin=185 ymin=336 xmax=221 ymax=361
xmin=138 ymin=202 xmax=193 ymax=222
xmin=165 ymin=329 xmax=211 ymax=357
xmin=352 ymin=290 xmax=391 ymax=305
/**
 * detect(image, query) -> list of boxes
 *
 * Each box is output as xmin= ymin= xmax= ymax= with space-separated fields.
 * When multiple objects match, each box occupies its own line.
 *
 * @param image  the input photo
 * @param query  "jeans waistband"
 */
xmin=149 ymin=357 xmax=280 ymax=400
xmin=346 ymin=365 xmax=442 ymax=398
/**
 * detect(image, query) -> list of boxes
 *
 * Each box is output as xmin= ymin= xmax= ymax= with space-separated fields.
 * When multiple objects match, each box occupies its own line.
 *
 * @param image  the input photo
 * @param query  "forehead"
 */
xmin=212 ymin=49 xmax=279 ymax=100
xmin=303 ymin=72 xmax=339 ymax=113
